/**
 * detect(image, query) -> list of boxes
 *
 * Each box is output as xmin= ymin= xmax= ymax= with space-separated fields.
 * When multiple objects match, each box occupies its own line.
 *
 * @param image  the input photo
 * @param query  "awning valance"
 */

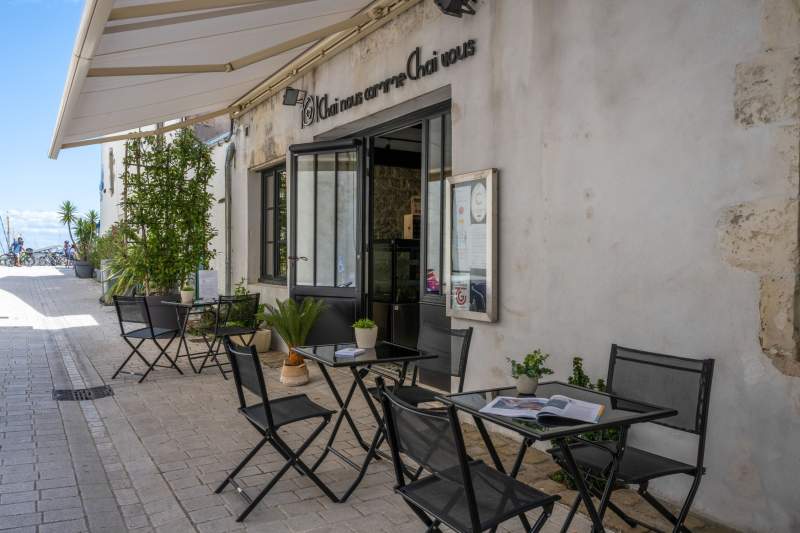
xmin=50 ymin=0 xmax=419 ymax=158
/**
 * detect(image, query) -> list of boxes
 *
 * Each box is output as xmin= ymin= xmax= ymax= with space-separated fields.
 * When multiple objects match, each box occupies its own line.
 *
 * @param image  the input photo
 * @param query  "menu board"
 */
xmin=196 ymin=270 xmax=219 ymax=301
xmin=445 ymin=169 xmax=497 ymax=322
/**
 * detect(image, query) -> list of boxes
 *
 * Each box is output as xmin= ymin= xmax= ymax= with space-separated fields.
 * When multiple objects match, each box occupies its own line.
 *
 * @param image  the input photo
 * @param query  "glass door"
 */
xmin=289 ymin=139 xmax=363 ymax=345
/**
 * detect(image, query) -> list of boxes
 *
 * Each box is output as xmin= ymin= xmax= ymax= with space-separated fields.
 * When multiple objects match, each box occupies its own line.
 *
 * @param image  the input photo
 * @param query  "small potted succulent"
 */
xmin=353 ymin=318 xmax=378 ymax=349
xmin=508 ymin=349 xmax=554 ymax=395
xmin=180 ymin=282 xmax=194 ymax=305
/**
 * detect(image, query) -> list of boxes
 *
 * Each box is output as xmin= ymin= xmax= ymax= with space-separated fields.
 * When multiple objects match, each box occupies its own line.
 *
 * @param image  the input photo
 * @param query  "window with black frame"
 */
xmin=260 ymin=165 xmax=287 ymax=282
xmin=423 ymin=112 xmax=451 ymax=300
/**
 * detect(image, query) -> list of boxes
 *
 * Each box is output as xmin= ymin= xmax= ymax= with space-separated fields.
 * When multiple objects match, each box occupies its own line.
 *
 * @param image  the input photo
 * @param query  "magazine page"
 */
xmin=538 ymin=395 xmax=604 ymax=424
xmin=479 ymin=396 xmax=549 ymax=419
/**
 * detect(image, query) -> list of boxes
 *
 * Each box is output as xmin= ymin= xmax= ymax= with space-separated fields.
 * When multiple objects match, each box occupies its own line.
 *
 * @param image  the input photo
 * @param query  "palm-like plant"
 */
xmin=264 ymin=298 xmax=326 ymax=366
xmin=58 ymin=201 xmax=78 ymax=245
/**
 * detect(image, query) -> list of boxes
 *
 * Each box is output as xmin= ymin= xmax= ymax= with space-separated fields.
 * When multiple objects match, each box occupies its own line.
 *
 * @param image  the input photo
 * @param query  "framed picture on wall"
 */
xmin=444 ymin=168 xmax=497 ymax=322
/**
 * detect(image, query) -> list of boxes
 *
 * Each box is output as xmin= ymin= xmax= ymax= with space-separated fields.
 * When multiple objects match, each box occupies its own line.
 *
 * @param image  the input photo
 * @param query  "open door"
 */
xmin=288 ymin=138 xmax=363 ymax=345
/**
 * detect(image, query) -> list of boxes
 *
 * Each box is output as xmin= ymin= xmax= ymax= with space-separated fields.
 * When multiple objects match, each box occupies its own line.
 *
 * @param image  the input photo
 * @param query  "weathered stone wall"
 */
xmin=372 ymin=164 xmax=420 ymax=240
xmin=721 ymin=0 xmax=800 ymax=376
xmin=227 ymin=1 xmax=800 ymax=529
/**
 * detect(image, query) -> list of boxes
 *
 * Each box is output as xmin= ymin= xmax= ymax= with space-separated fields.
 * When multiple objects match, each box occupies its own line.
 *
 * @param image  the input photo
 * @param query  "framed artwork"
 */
xmin=444 ymin=168 xmax=497 ymax=322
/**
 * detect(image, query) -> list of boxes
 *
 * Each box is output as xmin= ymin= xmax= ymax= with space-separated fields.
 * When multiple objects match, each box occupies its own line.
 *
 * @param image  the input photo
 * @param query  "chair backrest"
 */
xmin=113 ymin=295 xmax=152 ymax=336
xmin=378 ymin=383 xmax=481 ymax=530
xmin=607 ymin=345 xmax=714 ymax=464
xmin=224 ymin=338 xmax=274 ymax=429
xmin=415 ymin=324 xmax=474 ymax=391
xmin=216 ymin=293 xmax=261 ymax=331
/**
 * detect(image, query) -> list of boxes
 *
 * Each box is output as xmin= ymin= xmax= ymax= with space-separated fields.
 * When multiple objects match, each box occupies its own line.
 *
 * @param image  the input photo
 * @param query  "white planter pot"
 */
xmin=180 ymin=290 xmax=194 ymax=305
xmin=354 ymin=326 xmax=378 ymax=349
xmin=516 ymin=375 xmax=539 ymax=395
xmin=250 ymin=329 xmax=272 ymax=353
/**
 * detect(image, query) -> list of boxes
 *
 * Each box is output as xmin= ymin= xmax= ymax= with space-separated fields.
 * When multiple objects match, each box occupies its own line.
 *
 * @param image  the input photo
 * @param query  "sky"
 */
xmin=0 ymin=0 xmax=100 ymax=252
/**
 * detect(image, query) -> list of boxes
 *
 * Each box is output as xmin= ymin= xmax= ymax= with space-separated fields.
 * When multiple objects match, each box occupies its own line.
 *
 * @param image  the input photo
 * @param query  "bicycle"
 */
xmin=0 ymin=253 xmax=14 ymax=266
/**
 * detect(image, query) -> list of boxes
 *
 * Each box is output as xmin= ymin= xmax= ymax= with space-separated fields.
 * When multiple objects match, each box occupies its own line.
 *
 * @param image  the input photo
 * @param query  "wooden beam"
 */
xmin=108 ymin=0 xmax=282 ymax=21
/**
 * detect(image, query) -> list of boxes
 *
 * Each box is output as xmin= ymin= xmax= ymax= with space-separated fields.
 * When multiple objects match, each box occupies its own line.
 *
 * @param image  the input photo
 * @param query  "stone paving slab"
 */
xmin=0 ymin=267 xmax=737 ymax=533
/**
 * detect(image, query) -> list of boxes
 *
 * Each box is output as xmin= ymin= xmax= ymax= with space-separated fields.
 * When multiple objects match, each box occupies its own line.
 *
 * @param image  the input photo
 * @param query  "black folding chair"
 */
xmin=378 ymin=383 xmax=558 ymax=533
xmin=199 ymin=293 xmax=260 ymax=379
xmin=216 ymin=339 xmax=338 ymax=521
xmin=112 ymin=296 xmax=182 ymax=383
xmin=549 ymin=344 xmax=715 ymax=533
xmin=369 ymin=326 xmax=473 ymax=406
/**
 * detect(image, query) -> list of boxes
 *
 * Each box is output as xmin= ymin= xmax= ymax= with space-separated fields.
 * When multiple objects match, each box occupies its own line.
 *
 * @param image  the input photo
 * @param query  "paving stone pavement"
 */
xmin=0 ymin=267 xmax=736 ymax=533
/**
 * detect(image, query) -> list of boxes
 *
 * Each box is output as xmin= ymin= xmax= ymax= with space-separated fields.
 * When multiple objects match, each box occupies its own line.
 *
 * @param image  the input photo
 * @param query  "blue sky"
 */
xmin=0 ymin=0 xmax=100 ymax=251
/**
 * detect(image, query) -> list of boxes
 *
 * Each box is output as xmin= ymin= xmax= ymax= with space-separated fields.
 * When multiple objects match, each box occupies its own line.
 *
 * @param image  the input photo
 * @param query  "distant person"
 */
xmin=11 ymin=237 xmax=23 ymax=267
xmin=63 ymin=240 xmax=71 ymax=265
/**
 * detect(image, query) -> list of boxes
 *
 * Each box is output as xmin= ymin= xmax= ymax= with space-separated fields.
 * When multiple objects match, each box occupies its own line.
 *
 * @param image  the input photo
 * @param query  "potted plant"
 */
xmin=180 ymin=282 xmax=194 ymax=305
xmin=353 ymin=318 xmax=378 ymax=349
xmin=508 ymin=349 xmax=554 ymax=395
xmin=264 ymin=298 xmax=326 ymax=386
xmin=73 ymin=211 xmax=99 ymax=279
xmin=104 ymin=130 xmax=217 ymax=329
xmin=251 ymin=303 xmax=273 ymax=353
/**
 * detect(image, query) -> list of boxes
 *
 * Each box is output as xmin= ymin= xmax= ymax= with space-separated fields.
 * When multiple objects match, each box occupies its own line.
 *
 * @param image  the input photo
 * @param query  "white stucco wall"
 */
xmin=224 ymin=1 xmax=799 ymax=530
xmin=99 ymin=139 xmax=127 ymax=234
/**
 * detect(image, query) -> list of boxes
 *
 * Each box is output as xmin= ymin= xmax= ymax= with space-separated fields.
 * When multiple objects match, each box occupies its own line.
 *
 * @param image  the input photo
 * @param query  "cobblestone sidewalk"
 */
xmin=0 ymin=267 xmax=735 ymax=533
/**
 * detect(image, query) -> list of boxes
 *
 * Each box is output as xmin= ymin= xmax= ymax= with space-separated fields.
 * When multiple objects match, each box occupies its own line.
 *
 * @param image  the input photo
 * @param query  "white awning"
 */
xmin=50 ymin=0 xmax=419 ymax=158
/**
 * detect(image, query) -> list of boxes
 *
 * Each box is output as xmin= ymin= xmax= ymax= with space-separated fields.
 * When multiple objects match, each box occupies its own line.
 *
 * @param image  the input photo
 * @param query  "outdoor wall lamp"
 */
xmin=282 ymin=87 xmax=307 ymax=106
xmin=434 ymin=0 xmax=476 ymax=17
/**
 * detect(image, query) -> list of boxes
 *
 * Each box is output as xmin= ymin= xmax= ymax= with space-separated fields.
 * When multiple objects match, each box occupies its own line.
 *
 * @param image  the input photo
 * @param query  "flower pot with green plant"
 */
xmin=353 ymin=318 xmax=378 ymax=349
xmin=508 ymin=349 xmax=554 ymax=395
xmin=264 ymin=298 xmax=326 ymax=386
xmin=180 ymin=282 xmax=194 ymax=305
xmin=72 ymin=211 xmax=99 ymax=279
xmin=103 ymin=130 xmax=217 ymax=329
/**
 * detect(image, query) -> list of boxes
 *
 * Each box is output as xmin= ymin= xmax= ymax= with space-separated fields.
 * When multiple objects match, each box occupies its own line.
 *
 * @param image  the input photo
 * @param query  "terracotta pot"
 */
xmin=180 ymin=289 xmax=194 ymax=305
xmin=250 ymin=329 xmax=272 ymax=353
xmin=516 ymin=375 xmax=539 ymax=395
xmin=354 ymin=326 xmax=378 ymax=349
xmin=280 ymin=361 xmax=308 ymax=386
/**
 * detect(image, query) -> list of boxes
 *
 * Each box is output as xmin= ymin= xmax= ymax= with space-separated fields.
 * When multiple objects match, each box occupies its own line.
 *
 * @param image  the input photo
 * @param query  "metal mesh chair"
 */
xmin=112 ymin=296 xmax=182 ymax=383
xmin=199 ymin=293 xmax=261 ymax=378
xmin=370 ymin=326 xmax=473 ymax=406
xmin=549 ymin=344 xmax=714 ymax=533
xmin=216 ymin=339 xmax=338 ymax=521
xmin=379 ymin=383 xmax=558 ymax=532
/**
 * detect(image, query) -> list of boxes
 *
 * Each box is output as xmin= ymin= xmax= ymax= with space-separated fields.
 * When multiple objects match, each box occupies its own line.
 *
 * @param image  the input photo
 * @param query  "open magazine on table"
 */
xmin=479 ymin=395 xmax=605 ymax=424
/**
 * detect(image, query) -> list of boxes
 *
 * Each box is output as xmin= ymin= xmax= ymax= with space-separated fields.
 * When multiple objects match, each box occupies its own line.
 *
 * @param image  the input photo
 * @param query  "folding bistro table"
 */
xmin=162 ymin=299 xmax=219 ymax=373
xmin=293 ymin=341 xmax=437 ymax=501
xmin=437 ymin=382 xmax=676 ymax=533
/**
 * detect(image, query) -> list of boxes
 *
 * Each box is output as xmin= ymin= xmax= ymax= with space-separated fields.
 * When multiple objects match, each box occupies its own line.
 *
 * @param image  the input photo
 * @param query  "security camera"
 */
xmin=434 ymin=0 xmax=476 ymax=18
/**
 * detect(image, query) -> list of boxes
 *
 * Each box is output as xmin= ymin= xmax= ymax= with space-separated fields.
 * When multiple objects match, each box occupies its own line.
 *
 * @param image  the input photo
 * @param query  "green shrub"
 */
xmin=507 ymin=349 xmax=554 ymax=379
xmin=352 ymin=318 xmax=376 ymax=329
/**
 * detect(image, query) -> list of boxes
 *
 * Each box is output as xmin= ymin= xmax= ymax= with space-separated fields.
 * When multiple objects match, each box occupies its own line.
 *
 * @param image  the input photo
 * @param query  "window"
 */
xmin=423 ymin=112 xmax=451 ymax=297
xmin=261 ymin=165 xmax=287 ymax=282
xmin=294 ymin=151 xmax=358 ymax=288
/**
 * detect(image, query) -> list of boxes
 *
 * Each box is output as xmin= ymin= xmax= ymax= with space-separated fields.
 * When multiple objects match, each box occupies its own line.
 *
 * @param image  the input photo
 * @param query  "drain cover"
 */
xmin=53 ymin=385 xmax=114 ymax=401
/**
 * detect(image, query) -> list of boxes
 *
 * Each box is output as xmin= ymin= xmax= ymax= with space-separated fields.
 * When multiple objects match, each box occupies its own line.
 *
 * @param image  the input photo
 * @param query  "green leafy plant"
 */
xmin=264 ymin=298 xmax=326 ymax=366
xmin=58 ymin=200 xmax=78 ymax=245
xmin=91 ymin=224 xmax=126 ymax=270
xmin=106 ymin=129 xmax=216 ymax=296
xmin=508 ymin=349 xmax=554 ymax=379
xmin=74 ymin=210 xmax=99 ymax=261
xmin=353 ymin=318 xmax=376 ymax=329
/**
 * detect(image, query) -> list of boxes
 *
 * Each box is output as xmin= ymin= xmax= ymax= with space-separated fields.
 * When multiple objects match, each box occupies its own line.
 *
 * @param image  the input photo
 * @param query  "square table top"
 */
xmin=437 ymin=381 xmax=677 ymax=441
xmin=294 ymin=341 xmax=437 ymax=368
xmin=161 ymin=299 xmax=219 ymax=308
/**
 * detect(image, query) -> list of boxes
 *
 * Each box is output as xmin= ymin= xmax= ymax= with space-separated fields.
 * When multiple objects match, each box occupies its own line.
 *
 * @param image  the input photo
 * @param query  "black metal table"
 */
xmin=163 ymin=299 xmax=219 ymax=373
xmin=293 ymin=341 xmax=437 ymax=501
xmin=437 ymin=382 xmax=677 ymax=533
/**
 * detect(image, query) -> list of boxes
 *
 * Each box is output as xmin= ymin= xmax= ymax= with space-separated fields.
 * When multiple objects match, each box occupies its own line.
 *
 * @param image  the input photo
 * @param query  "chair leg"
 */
xmin=216 ymin=436 xmax=269 ymax=493
xmin=529 ymin=503 xmax=554 ymax=533
xmin=112 ymin=338 xmax=146 ymax=379
xmin=640 ymin=483 xmax=696 ymax=533
xmin=138 ymin=336 xmax=180 ymax=383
